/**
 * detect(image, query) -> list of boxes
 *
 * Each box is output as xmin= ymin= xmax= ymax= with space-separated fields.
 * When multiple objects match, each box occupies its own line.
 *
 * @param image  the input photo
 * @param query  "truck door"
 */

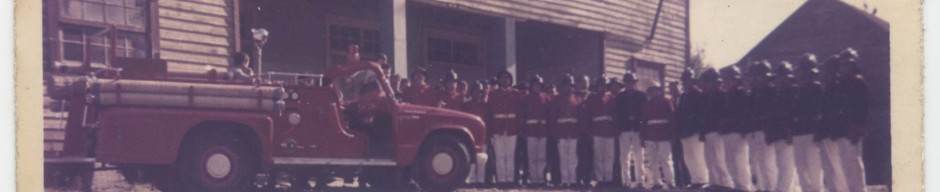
xmin=278 ymin=86 xmax=368 ymax=158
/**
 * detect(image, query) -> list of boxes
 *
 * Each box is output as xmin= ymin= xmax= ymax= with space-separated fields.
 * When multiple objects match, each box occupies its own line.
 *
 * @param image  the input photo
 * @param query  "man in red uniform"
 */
xmin=616 ymin=72 xmax=648 ymax=188
xmin=402 ymin=68 xmax=440 ymax=107
xmin=640 ymin=83 xmax=677 ymax=190
xmin=521 ymin=75 xmax=551 ymax=186
xmin=463 ymin=82 xmax=490 ymax=187
xmin=440 ymin=70 xmax=464 ymax=110
xmin=586 ymin=77 xmax=618 ymax=187
xmin=574 ymin=75 xmax=593 ymax=187
xmin=488 ymin=71 xmax=524 ymax=186
xmin=549 ymin=75 xmax=583 ymax=187
xmin=544 ymin=82 xmax=562 ymax=186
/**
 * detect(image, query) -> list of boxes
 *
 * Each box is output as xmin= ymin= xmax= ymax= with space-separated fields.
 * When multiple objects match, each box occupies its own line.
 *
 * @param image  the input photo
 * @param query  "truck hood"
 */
xmin=397 ymin=103 xmax=482 ymax=122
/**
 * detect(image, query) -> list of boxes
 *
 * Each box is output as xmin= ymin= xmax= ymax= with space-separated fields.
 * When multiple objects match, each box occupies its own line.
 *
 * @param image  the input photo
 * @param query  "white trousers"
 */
xmin=793 ymin=134 xmax=824 ymax=192
xmin=643 ymin=140 xmax=675 ymax=187
xmin=821 ymin=138 xmax=848 ymax=192
xmin=619 ymin=132 xmax=644 ymax=186
xmin=492 ymin=134 xmax=517 ymax=183
xmin=681 ymin=134 xmax=708 ymax=184
xmin=774 ymin=140 xmax=800 ymax=192
xmin=526 ymin=137 xmax=548 ymax=183
xmin=557 ymin=138 xmax=579 ymax=185
xmin=723 ymin=133 xmax=753 ymax=191
xmin=705 ymin=132 xmax=733 ymax=187
xmin=593 ymin=136 xmax=616 ymax=182
xmin=747 ymin=131 xmax=778 ymax=191
xmin=467 ymin=143 xmax=489 ymax=184
xmin=840 ymin=138 xmax=867 ymax=192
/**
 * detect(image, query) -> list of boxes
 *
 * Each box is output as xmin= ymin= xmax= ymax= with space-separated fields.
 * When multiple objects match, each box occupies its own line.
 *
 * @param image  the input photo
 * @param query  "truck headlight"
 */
xmin=288 ymin=113 xmax=301 ymax=125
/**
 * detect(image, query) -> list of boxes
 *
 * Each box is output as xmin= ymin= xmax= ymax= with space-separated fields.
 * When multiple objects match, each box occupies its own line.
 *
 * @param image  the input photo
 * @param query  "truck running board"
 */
xmin=272 ymin=157 xmax=397 ymax=166
xmin=44 ymin=157 xmax=96 ymax=164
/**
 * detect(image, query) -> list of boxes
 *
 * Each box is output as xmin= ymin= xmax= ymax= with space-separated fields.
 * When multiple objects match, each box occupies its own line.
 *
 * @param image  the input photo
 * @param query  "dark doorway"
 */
xmin=517 ymin=21 xmax=604 ymax=83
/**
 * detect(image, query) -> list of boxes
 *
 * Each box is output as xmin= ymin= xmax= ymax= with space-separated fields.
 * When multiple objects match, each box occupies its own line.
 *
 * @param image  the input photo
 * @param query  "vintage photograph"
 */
xmin=35 ymin=0 xmax=897 ymax=191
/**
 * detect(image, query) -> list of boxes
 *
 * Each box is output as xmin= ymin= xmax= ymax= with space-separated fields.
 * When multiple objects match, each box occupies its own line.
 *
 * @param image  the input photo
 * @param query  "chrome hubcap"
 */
xmin=431 ymin=152 xmax=454 ymax=175
xmin=206 ymin=153 xmax=232 ymax=179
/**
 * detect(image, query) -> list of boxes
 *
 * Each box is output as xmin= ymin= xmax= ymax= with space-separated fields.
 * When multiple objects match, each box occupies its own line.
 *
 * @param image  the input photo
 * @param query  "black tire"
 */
xmin=44 ymin=163 xmax=93 ymax=191
xmin=177 ymin=130 xmax=259 ymax=192
xmin=414 ymin=135 xmax=471 ymax=192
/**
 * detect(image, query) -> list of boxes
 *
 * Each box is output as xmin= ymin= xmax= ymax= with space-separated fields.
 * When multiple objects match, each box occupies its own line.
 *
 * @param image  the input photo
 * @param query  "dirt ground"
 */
xmin=43 ymin=170 xmax=890 ymax=192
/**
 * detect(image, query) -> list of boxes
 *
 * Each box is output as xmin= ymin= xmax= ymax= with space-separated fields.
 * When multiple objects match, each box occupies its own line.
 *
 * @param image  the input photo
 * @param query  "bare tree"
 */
xmin=687 ymin=48 xmax=711 ymax=74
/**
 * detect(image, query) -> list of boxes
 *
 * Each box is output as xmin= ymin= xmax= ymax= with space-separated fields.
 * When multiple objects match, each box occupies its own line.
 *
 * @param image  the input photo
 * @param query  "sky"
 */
xmin=690 ymin=0 xmax=888 ymax=68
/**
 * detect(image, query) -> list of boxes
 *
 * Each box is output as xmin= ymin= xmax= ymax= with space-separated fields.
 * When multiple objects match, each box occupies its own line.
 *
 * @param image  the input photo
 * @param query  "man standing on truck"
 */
xmin=550 ymin=75 xmax=583 ymax=188
xmin=521 ymin=75 xmax=551 ymax=186
xmin=342 ymin=53 xmax=389 ymax=103
xmin=488 ymin=71 xmax=524 ymax=186
xmin=227 ymin=52 xmax=255 ymax=82
xmin=615 ymin=72 xmax=647 ymax=189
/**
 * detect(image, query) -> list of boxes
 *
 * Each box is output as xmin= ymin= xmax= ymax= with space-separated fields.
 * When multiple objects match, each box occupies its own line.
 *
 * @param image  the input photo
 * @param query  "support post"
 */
xmin=380 ymin=0 xmax=408 ymax=78
xmin=491 ymin=18 xmax=517 ymax=81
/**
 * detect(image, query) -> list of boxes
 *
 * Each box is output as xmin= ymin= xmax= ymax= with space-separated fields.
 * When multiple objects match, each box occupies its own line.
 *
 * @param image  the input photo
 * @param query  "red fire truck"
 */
xmin=44 ymin=55 xmax=487 ymax=191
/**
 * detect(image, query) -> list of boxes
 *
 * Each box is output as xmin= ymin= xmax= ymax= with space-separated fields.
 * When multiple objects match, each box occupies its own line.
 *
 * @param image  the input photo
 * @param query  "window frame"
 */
xmin=46 ymin=0 xmax=160 ymax=68
xmin=325 ymin=15 xmax=380 ymax=67
xmin=422 ymin=28 xmax=487 ymax=70
xmin=632 ymin=59 xmax=666 ymax=90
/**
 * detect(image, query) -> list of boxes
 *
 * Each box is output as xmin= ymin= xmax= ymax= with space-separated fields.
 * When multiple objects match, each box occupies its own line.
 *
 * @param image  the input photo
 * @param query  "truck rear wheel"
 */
xmin=178 ymin=131 xmax=258 ymax=192
xmin=414 ymin=135 xmax=470 ymax=191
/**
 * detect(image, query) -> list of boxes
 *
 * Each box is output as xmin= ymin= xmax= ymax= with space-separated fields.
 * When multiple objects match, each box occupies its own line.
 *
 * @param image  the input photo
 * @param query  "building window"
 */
xmin=426 ymin=37 xmax=479 ymax=67
xmin=60 ymin=25 xmax=148 ymax=63
xmin=57 ymin=0 xmax=150 ymax=65
xmin=635 ymin=63 xmax=664 ymax=90
xmin=60 ymin=0 xmax=147 ymax=29
xmin=328 ymin=24 xmax=380 ymax=65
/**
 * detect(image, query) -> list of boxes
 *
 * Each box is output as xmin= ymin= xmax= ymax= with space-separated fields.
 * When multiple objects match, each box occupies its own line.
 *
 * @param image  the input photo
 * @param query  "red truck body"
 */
xmin=47 ymin=60 xmax=486 ymax=191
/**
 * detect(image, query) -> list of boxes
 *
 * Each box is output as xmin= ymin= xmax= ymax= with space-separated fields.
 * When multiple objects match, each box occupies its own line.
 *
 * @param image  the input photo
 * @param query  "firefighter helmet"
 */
xmin=699 ymin=68 xmax=721 ymax=82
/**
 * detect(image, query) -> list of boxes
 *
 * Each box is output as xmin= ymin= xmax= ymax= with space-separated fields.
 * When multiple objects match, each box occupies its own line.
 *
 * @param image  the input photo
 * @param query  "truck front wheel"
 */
xmin=414 ymin=135 xmax=470 ymax=191
xmin=178 ymin=131 xmax=258 ymax=192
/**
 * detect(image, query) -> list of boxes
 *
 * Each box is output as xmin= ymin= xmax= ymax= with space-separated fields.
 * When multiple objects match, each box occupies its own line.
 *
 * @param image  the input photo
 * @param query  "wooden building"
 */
xmin=42 ymin=0 xmax=689 ymax=152
xmin=736 ymin=0 xmax=890 ymax=186
xmin=42 ymin=0 xmax=690 ymax=88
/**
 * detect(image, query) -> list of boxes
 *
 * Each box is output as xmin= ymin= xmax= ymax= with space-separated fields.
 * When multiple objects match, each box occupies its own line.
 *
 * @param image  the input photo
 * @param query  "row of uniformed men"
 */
xmin=398 ymin=47 xmax=869 ymax=191
xmin=676 ymin=48 xmax=869 ymax=192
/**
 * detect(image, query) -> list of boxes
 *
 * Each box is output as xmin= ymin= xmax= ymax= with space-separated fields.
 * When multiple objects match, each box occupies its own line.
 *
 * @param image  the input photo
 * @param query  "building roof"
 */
xmin=736 ymin=0 xmax=889 ymax=65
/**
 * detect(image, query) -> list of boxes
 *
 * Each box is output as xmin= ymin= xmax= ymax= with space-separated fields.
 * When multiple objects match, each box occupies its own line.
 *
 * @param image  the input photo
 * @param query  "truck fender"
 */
xmin=396 ymin=126 xmax=475 ymax=166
